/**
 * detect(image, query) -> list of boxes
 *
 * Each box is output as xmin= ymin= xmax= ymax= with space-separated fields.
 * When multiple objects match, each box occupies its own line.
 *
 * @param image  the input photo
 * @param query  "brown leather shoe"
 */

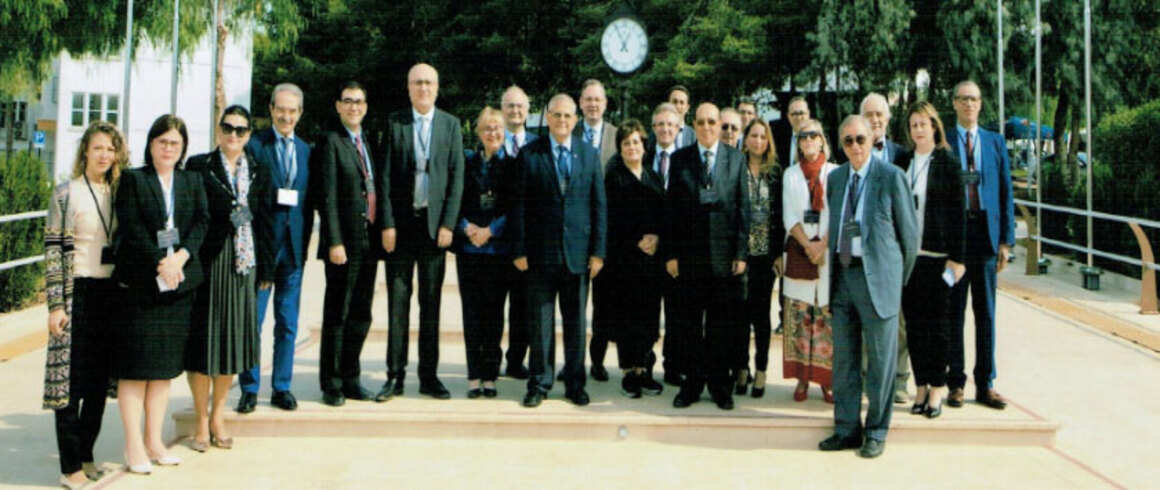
xmin=947 ymin=387 xmax=965 ymax=408
xmin=977 ymin=388 xmax=1008 ymax=410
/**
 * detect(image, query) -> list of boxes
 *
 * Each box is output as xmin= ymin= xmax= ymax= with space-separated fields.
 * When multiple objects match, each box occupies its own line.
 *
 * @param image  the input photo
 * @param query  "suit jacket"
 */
xmin=185 ymin=149 xmax=276 ymax=283
xmin=826 ymin=157 xmax=918 ymax=319
xmin=510 ymin=136 xmax=607 ymax=274
xmin=947 ymin=126 xmax=1015 ymax=253
xmin=676 ymin=126 xmax=696 ymax=150
xmin=317 ymin=128 xmax=382 ymax=259
xmin=771 ymin=118 xmax=794 ymax=166
xmin=663 ymin=142 xmax=749 ymax=278
xmin=113 ymin=165 xmax=209 ymax=296
xmin=245 ymin=128 xmax=314 ymax=266
xmin=894 ymin=148 xmax=966 ymax=264
xmin=380 ymin=108 xmax=465 ymax=239
xmin=504 ymin=129 xmax=538 ymax=158
xmin=573 ymin=121 xmax=618 ymax=171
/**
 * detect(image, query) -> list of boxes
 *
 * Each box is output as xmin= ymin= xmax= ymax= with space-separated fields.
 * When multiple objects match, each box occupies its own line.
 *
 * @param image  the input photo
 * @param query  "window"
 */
xmin=71 ymin=92 xmax=120 ymax=127
xmin=71 ymin=93 xmax=84 ymax=127
xmin=105 ymin=94 xmax=119 ymax=126
xmin=0 ymin=101 xmax=28 ymax=140
xmin=88 ymin=94 xmax=103 ymax=126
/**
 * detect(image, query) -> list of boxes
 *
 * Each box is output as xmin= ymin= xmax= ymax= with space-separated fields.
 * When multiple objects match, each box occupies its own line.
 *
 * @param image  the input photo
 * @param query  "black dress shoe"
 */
xmin=751 ymin=386 xmax=765 ymax=398
xmin=271 ymin=391 xmax=297 ymax=411
xmin=859 ymin=438 xmax=886 ymax=458
xmin=734 ymin=370 xmax=751 ymax=396
xmin=638 ymin=375 xmax=663 ymax=396
xmin=321 ymin=390 xmax=346 ymax=407
xmin=672 ymin=389 xmax=700 ymax=408
xmin=419 ymin=380 xmax=452 ymax=400
xmin=620 ymin=373 xmax=642 ymax=399
xmin=505 ymin=364 xmax=529 ymax=380
xmin=386 ymin=377 xmax=405 ymax=396
xmin=565 ymin=389 xmax=590 ymax=406
xmin=467 ymin=388 xmax=483 ymax=399
xmin=373 ymin=383 xmax=396 ymax=403
xmin=590 ymin=365 xmax=609 ymax=382
xmin=343 ymin=385 xmax=374 ymax=401
xmin=522 ymin=390 xmax=545 ymax=408
xmin=714 ymin=393 xmax=735 ymax=410
xmin=235 ymin=392 xmax=257 ymax=414
xmin=818 ymin=434 xmax=862 ymax=451
xmin=947 ymin=387 xmax=965 ymax=408
xmin=925 ymin=400 xmax=943 ymax=419
xmin=482 ymin=387 xmax=498 ymax=398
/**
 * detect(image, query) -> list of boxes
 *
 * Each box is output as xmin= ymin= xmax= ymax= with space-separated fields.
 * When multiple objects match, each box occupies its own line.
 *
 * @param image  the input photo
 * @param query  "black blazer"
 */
xmin=453 ymin=148 xmax=517 ymax=255
xmin=664 ymin=143 xmax=749 ymax=277
xmin=113 ymin=165 xmax=209 ymax=296
xmin=894 ymin=147 xmax=967 ymax=263
xmin=317 ymin=128 xmax=382 ymax=259
xmin=604 ymin=155 xmax=664 ymax=263
xmin=185 ymin=149 xmax=276 ymax=283
xmin=510 ymin=136 xmax=608 ymax=274
xmin=380 ymin=108 xmax=465 ymax=238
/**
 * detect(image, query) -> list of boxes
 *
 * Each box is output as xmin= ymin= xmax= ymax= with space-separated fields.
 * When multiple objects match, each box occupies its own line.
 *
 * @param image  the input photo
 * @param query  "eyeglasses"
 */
xmin=721 ymin=123 xmax=739 ymax=132
xmin=339 ymin=98 xmax=366 ymax=106
xmin=789 ymin=111 xmax=808 ymax=117
xmin=798 ymin=131 xmax=822 ymax=140
xmin=954 ymin=95 xmax=981 ymax=104
xmin=219 ymin=122 xmax=251 ymax=137
xmin=154 ymin=138 xmax=182 ymax=149
xmin=652 ymin=121 xmax=676 ymax=128
xmin=694 ymin=118 xmax=718 ymax=127
xmin=842 ymin=135 xmax=869 ymax=147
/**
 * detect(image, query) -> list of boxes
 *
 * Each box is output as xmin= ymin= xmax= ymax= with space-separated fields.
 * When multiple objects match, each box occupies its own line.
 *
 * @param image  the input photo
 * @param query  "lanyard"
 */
xmin=909 ymin=153 xmax=932 ymax=192
xmin=416 ymin=118 xmax=431 ymax=160
xmin=82 ymin=174 xmax=113 ymax=241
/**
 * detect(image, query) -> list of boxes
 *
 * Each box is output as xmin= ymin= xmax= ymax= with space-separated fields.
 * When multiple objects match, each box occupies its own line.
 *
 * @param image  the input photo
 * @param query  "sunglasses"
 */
xmin=798 ymin=131 xmax=822 ymax=140
xmin=842 ymin=135 xmax=869 ymax=147
xmin=721 ymin=123 xmax=739 ymax=132
xmin=219 ymin=122 xmax=251 ymax=137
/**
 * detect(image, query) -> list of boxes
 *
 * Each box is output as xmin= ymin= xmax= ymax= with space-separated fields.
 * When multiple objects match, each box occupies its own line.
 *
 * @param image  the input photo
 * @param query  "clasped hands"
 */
xmin=157 ymin=249 xmax=189 ymax=290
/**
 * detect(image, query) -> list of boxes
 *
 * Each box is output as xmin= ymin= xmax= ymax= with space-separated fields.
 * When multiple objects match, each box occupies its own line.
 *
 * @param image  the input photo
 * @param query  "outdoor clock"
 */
xmin=601 ymin=16 xmax=649 ymax=75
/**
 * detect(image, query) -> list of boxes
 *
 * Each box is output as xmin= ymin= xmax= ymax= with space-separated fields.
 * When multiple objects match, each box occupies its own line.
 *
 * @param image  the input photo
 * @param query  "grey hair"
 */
xmin=270 ymin=83 xmax=304 ymax=110
xmin=860 ymin=92 xmax=890 ymax=117
xmin=838 ymin=114 xmax=872 ymax=137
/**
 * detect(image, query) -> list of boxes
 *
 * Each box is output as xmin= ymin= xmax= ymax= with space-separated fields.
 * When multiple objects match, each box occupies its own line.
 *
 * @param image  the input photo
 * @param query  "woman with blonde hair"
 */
xmin=44 ymin=120 xmax=129 ymax=489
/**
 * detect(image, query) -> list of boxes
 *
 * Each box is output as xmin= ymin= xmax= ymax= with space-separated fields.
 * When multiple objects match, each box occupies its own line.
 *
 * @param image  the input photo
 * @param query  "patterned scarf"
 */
xmin=223 ymin=151 xmax=256 ymax=274
xmin=800 ymin=151 xmax=827 ymax=212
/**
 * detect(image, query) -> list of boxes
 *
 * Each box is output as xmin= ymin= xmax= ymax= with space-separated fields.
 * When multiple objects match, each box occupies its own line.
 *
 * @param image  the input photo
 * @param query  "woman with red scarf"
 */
xmin=780 ymin=119 xmax=837 ymax=403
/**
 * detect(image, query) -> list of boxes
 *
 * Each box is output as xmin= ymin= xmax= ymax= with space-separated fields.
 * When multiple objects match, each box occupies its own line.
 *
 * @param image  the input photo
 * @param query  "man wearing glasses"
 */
xmin=775 ymin=96 xmax=812 ymax=166
xmin=648 ymin=102 xmax=684 ymax=386
xmin=736 ymin=97 xmax=758 ymax=129
xmin=719 ymin=108 xmax=743 ymax=150
xmin=818 ymin=115 xmax=916 ymax=458
xmin=500 ymin=84 xmax=535 ymax=380
xmin=575 ymin=79 xmax=618 ymax=171
xmin=946 ymin=80 xmax=1014 ymax=411
xmin=317 ymin=81 xmax=380 ymax=407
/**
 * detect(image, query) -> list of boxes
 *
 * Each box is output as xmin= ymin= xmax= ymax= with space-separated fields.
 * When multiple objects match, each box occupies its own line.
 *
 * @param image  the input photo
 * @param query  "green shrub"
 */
xmin=0 ymin=151 xmax=50 ymax=312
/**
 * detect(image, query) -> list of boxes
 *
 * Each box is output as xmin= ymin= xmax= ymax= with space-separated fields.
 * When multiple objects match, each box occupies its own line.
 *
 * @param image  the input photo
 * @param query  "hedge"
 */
xmin=0 ymin=151 xmax=50 ymax=312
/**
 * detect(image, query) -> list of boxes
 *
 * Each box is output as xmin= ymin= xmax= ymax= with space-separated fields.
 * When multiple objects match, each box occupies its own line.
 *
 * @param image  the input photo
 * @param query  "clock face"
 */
xmin=601 ymin=17 xmax=648 ymax=74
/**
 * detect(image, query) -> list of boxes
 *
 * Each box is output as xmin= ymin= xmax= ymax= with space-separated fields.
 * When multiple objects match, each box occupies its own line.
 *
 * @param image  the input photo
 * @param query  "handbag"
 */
xmin=784 ymin=236 xmax=820 ymax=280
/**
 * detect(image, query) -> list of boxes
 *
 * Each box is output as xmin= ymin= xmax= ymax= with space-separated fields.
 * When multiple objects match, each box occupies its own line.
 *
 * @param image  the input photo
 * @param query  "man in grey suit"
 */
xmin=668 ymin=85 xmax=696 ymax=149
xmin=376 ymin=63 xmax=465 ymax=401
xmin=818 ymin=115 xmax=917 ymax=459
xmin=575 ymin=79 xmax=618 ymax=171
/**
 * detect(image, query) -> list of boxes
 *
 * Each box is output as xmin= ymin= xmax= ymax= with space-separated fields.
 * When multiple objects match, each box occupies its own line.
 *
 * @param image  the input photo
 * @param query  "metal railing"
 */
xmin=0 ymin=210 xmax=47 ymax=272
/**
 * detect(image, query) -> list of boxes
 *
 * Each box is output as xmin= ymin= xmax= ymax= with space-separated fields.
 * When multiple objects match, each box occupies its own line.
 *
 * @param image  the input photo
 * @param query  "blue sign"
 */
xmin=33 ymin=131 xmax=46 ymax=149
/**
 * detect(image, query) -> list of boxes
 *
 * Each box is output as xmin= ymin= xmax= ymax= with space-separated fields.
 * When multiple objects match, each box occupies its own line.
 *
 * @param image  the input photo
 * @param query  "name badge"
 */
xmin=230 ymin=206 xmax=253 ymax=228
xmin=277 ymin=188 xmax=299 ymax=207
xmin=842 ymin=220 xmax=862 ymax=238
xmin=751 ymin=211 xmax=768 ymax=225
xmin=699 ymin=189 xmax=717 ymax=205
xmin=803 ymin=211 xmax=821 ymax=224
xmin=101 ymin=246 xmax=116 ymax=264
xmin=480 ymin=193 xmax=498 ymax=212
xmin=962 ymin=171 xmax=981 ymax=186
xmin=157 ymin=228 xmax=180 ymax=249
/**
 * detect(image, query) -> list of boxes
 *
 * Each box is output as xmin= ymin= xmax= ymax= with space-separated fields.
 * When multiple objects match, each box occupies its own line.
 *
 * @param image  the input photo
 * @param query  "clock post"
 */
xmin=601 ymin=6 xmax=648 ymax=121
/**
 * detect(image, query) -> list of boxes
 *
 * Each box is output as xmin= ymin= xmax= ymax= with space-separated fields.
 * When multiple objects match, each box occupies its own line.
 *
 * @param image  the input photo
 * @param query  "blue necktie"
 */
xmin=840 ymin=173 xmax=861 ymax=266
xmin=556 ymin=146 xmax=571 ymax=192
xmin=279 ymin=137 xmax=296 ymax=187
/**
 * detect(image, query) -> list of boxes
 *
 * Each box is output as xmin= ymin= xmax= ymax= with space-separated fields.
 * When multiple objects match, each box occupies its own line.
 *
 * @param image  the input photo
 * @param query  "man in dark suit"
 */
xmin=668 ymin=85 xmax=696 ymax=149
xmin=946 ymin=80 xmax=1015 ymax=410
xmin=511 ymin=93 xmax=607 ymax=408
xmin=736 ymin=97 xmax=758 ymax=129
xmin=237 ymin=83 xmax=313 ymax=413
xmin=500 ymin=84 xmax=536 ymax=380
xmin=818 ymin=115 xmax=917 ymax=459
xmin=575 ymin=79 xmax=618 ymax=171
xmin=860 ymin=92 xmax=911 ymax=405
xmin=376 ymin=63 xmax=465 ymax=401
xmin=317 ymin=81 xmax=381 ymax=407
xmin=666 ymin=102 xmax=749 ymax=411
xmin=647 ymin=103 xmax=684 ymax=385
xmin=773 ymin=96 xmax=811 ymax=167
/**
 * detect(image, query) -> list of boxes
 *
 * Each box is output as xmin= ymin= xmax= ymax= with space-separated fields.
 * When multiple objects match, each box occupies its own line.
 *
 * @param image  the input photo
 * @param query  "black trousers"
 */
xmin=504 ymin=277 xmax=530 ymax=369
xmin=54 ymin=278 xmax=112 ymax=475
xmin=525 ymin=265 xmax=588 ymax=394
xmin=659 ymin=275 xmax=682 ymax=376
xmin=741 ymin=254 xmax=776 ymax=372
xmin=589 ymin=268 xmax=612 ymax=369
xmin=457 ymin=253 xmax=516 ymax=381
xmin=598 ymin=254 xmax=662 ymax=369
xmin=320 ymin=245 xmax=377 ymax=393
xmin=385 ymin=211 xmax=447 ymax=382
xmin=673 ymin=269 xmax=744 ymax=395
xmin=902 ymin=257 xmax=954 ymax=387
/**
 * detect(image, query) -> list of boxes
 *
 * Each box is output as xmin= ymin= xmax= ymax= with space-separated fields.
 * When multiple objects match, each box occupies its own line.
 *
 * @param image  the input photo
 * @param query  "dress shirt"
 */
xmin=696 ymin=141 xmax=721 ymax=183
xmin=836 ymin=158 xmax=872 ymax=258
xmin=907 ymin=150 xmax=943 ymax=257
xmin=789 ymin=134 xmax=798 ymax=166
xmin=653 ymin=143 xmax=675 ymax=188
xmin=583 ymin=121 xmax=604 ymax=149
xmin=955 ymin=123 xmax=984 ymax=211
xmin=550 ymin=137 xmax=573 ymax=178
xmin=504 ymin=129 xmax=528 ymax=157
xmin=276 ymin=131 xmax=297 ymax=188
xmin=412 ymin=108 xmax=435 ymax=210
xmin=343 ymin=125 xmax=373 ymax=181
xmin=871 ymin=137 xmax=888 ymax=163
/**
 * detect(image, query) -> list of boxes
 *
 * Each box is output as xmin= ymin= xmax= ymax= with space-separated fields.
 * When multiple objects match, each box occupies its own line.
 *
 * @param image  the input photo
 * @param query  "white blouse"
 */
xmin=69 ymin=177 xmax=116 ymax=279
xmin=781 ymin=162 xmax=837 ymax=306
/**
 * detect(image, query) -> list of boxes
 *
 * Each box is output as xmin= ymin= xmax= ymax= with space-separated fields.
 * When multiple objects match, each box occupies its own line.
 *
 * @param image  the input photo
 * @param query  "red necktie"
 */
xmin=354 ymin=134 xmax=376 ymax=223
xmin=966 ymin=132 xmax=980 ymax=212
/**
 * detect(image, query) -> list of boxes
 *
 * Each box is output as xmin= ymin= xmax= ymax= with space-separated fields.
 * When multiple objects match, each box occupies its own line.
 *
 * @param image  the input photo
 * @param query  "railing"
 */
xmin=0 ymin=210 xmax=47 ymax=272
xmin=1014 ymin=198 xmax=1159 ymax=314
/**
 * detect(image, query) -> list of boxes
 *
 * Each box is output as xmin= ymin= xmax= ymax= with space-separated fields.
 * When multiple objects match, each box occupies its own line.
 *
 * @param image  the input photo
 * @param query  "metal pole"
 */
xmin=209 ymin=0 xmax=218 ymax=147
xmin=1035 ymin=0 xmax=1043 ymax=262
xmin=121 ymin=0 xmax=134 ymax=138
xmin=997 ymin=0 xmax=1004 ymax=135
xmin=170 ymin=0 xmax=179 ymax=115
xmin=1084 ymin=0 xmax=1094 ymax=268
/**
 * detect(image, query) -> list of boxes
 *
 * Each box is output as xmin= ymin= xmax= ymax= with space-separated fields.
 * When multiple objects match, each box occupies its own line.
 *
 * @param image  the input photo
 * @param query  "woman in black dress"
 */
xmin=596 ymin=120 xmax=666 ymax=398
xmin=113 ymin=115 xmax=208 ymax=473
xmin=184 ymin=105 xmax=274 ymax=450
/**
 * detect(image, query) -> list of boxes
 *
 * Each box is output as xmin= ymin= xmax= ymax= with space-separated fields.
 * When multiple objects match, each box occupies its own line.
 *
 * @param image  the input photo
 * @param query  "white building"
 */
xmin=2 ymin=25 xmax=253 ymax=183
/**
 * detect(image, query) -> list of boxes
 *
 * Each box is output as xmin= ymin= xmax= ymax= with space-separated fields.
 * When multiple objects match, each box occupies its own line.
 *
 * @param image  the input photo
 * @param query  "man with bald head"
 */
xmin=575 ymin=79 xmax=618 ymax=170
xmin=665 ymin=102 xmax=749 ymax=411
xmin=511 ymin=94 xmax=607 ymax=408
xmin=376 ymin=63 xmax=465 ymax=402
xmin=719 ymin=107 xmax=743 ymax=149
xmin=818 ymin=115 xmax=916 ymax=458
xmin=502 ymin=85 xmax=537 ymax=160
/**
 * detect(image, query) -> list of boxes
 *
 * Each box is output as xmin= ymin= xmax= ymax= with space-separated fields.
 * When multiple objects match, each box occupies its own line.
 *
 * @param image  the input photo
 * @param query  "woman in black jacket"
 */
xmin=895 ymin=100 xmax=967 ymax=419
xmin=184 ymin=105 xmax=274 ymax=450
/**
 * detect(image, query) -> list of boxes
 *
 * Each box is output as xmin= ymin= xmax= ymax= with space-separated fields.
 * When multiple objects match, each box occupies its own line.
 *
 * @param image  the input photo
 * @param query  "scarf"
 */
xmin=800 ymin=151 xmax=827 ymax=212
xmin=222 ymin=151 xmax=256 ymax=274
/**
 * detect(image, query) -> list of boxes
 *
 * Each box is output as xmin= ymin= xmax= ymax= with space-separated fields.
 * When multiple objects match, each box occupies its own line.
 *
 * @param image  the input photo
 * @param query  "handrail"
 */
xmin=0 ymin=210 xmax=47 ymax=224
xmin=0 ymin=210 xmax=47 ymax=272
xmin=1013 ymin=199 xmax=1160 ymax=230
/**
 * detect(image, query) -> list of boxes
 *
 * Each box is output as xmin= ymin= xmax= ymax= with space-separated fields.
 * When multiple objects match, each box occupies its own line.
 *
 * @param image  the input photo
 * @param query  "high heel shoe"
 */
xmin=735 ymin=369 xmax=751 ymax=395
xmin=821 ymin=387 xmax=834 ymax=404
xmin=751 ymin=371 xmax=766 ymax=398
xmin=911 ymin=390 xmax=930 ymax=415
xmin=793 ymin=382 xmax=809 ymax=402
xmin=123 ymin=453 xmax=153 ymax=475
xmin=82 ymin=462 xmax=107 ymax=481
xmin=210 ymin=432 xmax=233 ymax=450
xmin=190 ymin=438 xmax=209 ymax=453
xmin=926 ymin=398 xmax=944 ymax=419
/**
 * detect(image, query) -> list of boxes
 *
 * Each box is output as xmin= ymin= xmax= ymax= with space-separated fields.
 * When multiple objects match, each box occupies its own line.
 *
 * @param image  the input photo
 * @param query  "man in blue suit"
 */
xmin=818 ymin=115 xmax=917 ymax=459
xmin=511 ymin=93 xmax=607 ymax=408
xmin=500 ymin=85 xmax=537 ymax=380
xmin=946 ymin=80 xmax=1015 ymax=410
xmin=237 ymin=83 xmax=313 ymax=413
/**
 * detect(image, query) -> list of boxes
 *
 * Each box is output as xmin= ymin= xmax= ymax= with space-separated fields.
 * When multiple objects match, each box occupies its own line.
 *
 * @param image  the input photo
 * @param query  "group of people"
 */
xmin=43 ymin=61 xmax=1016 ymax=489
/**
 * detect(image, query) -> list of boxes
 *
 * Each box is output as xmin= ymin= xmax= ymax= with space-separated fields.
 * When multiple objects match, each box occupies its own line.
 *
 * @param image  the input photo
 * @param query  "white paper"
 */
xmin=277 ymin=188 xmax=299 ymax=207
xmin=942 ymin=267 xmax=957 ymax=287
xmin=156 ymin=275 xmax=176 ymax=293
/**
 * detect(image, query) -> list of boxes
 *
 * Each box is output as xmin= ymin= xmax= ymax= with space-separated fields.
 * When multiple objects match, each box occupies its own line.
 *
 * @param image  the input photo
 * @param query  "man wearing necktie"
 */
xmin=574 ymin=79 xmax=618 ymax=172
xmin=668 ymin=85 xmax=696 ymax=149
xmin=774 ymin=96 xmax=811 ymax=167
xmin=317 ymin=81 xmax=381 ymax=407
xmin=665 ymin=103 xmax=749 ymax=411
xmin=946 ymin=80 xmax=1015 ymax=411
xmin=238 ymin=83 xmax=313 ymax=413
xmin=510 ymin=94 xmax=607 ymax=408
xmin=499 ymin=84 xmax=537 ymax=380
xmin=819 ymin=115 xmax=917 ymax=459
xmin=376 ymin=63 xmax=465 ymax=402
xmin=646 ymin=102 xmax=684 ymax=385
